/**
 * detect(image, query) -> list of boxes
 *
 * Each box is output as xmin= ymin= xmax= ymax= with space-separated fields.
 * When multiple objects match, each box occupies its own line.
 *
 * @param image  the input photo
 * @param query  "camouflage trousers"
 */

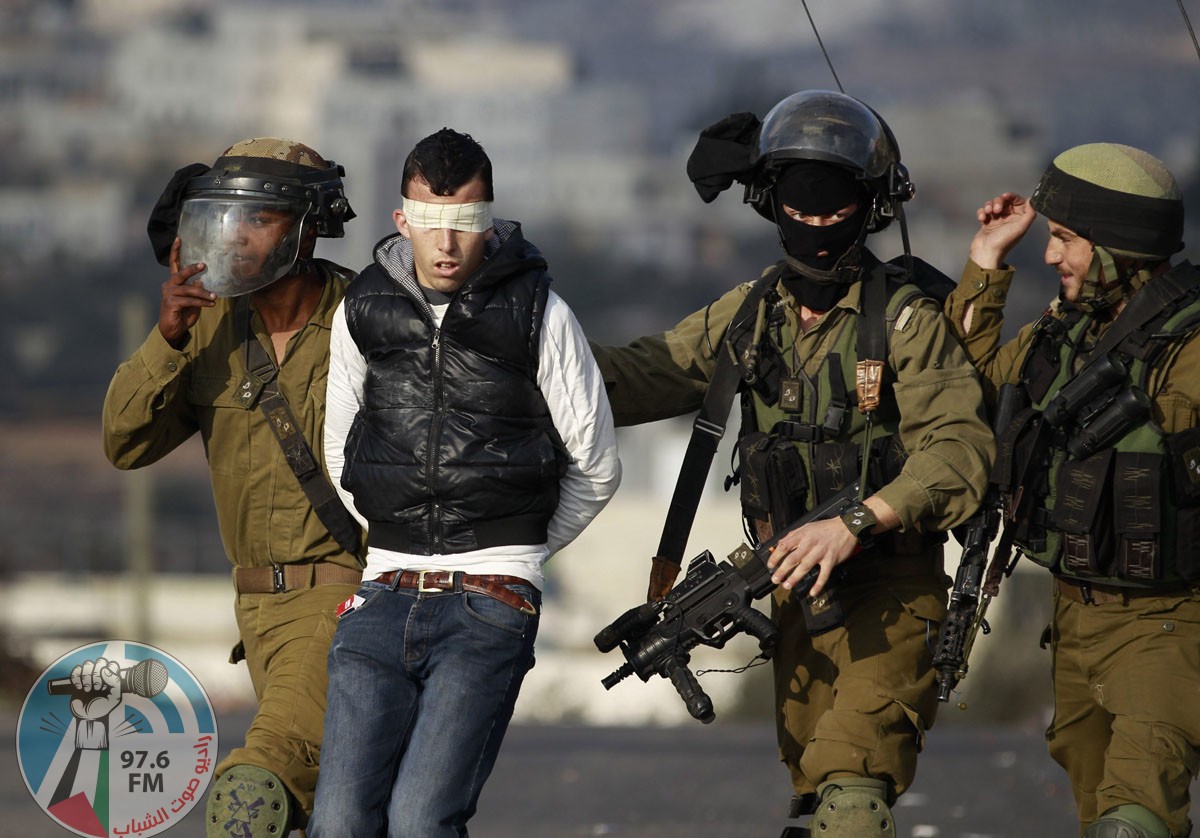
xmin=771 ymin=562 xmax=948 ymax=800
xmin=1046 ymin=583 xmax=1200 ymax=837
xmin=215 ymin=582 xmax=359 ymax=819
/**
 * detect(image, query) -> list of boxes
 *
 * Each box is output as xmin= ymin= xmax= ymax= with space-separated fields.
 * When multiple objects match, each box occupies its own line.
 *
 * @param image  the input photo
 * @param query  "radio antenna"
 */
xmin=1177 ymin=0 xmax=1200 ymax=62
xmin=801 ymin=0 xmax=845 ymax=92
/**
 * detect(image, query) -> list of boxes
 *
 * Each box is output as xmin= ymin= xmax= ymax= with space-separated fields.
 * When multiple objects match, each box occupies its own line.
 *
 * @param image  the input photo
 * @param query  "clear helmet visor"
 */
xmin=177 ymin=197 xmax=307 ymax=297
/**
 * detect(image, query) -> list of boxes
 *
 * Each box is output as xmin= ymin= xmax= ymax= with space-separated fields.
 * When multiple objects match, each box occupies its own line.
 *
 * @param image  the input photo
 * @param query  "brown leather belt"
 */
xmin=235 ymin=562 xmax=362 ymax=594
xmin=371 ymin=569 xmax=538 ymax=615
xmin=1055 ymin=575 xmax=1190 ymax=606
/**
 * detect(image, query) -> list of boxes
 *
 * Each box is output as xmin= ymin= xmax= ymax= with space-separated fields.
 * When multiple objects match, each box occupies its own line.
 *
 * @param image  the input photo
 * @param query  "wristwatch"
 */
xmin=839 ymin=502 xmax=878 ymax=547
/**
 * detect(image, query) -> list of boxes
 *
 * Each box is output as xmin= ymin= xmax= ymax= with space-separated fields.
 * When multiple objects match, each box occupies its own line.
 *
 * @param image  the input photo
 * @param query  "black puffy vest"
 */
xmin=341 ymin=226 xmax=566 ymax=555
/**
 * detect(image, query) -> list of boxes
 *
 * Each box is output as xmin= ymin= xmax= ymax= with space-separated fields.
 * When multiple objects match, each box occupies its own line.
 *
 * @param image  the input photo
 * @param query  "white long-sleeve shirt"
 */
xmin=324 ymin=287 xmax=620 ymax=591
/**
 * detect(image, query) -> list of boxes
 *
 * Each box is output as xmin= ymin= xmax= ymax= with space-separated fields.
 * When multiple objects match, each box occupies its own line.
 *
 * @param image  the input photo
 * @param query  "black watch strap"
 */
xmin=840 ymin=502 xmax=878 ymax=545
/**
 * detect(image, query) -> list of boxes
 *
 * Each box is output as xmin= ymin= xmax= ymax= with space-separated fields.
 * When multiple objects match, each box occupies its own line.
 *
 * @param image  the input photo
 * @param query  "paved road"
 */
xmin=5 ymin=711 xmax=1196 ymax=837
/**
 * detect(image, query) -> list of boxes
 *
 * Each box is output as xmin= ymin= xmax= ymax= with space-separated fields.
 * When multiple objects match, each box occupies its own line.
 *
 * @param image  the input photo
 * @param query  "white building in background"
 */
xmin=0 ymin=182 xmax=129 ymax=269
xmin=108 ymin=9 xmax=345 ymax=144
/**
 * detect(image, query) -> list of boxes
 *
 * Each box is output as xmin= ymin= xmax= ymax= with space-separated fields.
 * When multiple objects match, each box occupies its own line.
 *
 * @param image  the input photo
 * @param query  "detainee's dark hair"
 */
xmin=401 ymin=128 xmax=494 ymax=200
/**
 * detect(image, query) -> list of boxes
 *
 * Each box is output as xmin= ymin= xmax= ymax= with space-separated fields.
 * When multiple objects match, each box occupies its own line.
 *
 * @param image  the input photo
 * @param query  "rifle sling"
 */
xmin=1081 ymin=263 xmax=1200 ymax=370
xmin=237 ymin=301 xmax=363 ymax=563
xmin=854 ymin=262 xmax=888 ymax=368
xmin=654 ymin=267 xmax=784 ymax=567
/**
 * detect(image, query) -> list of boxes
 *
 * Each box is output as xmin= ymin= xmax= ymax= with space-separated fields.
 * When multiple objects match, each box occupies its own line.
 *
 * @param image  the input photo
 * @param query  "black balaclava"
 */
xmin=773 ymin=161 xmax=869 ymax=273
xmin=773 ymin=162 xmax=871 ymax=310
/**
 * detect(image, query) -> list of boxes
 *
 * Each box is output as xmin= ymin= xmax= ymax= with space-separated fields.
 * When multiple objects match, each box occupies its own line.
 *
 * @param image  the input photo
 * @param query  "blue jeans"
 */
xmin=308 ymin=575 xmax=540 ymax=838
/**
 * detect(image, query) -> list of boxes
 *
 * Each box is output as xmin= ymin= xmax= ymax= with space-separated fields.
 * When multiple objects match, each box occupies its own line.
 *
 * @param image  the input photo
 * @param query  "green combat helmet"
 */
xmin=1030 ymin=142 xmax=1184 ymax=313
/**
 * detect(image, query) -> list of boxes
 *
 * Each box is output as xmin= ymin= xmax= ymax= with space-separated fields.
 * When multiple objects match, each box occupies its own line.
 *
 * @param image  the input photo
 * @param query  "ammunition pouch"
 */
xmin=1052 ymin=450 xmax=1116 ymax=577
xmin=738 ymin=431 xmax=808 ymax=544
xmin=808 ymin=436 xmax=907 ymax=502
xmin=1112 ymin=452 xmax=1162 ymax=582
xmin=1016 ymin=443 xmax=1170 ymax=583
xmin=1167 ymin=426 xmax=1200 ymax=580
xmin=811 ymin=442 xmax=859 ymax=503
xmin=741 ymin=430 xmax=929 ymax=563
xmin=736 ymin=434 xmax=851 ymax=635
xmin=1006 ymin=263 xmax=1200 ymax=586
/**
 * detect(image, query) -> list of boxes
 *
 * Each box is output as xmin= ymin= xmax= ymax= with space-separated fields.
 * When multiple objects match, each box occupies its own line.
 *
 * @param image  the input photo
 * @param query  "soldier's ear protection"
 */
xmin=867 ymin=107 xmax=914 ymax=231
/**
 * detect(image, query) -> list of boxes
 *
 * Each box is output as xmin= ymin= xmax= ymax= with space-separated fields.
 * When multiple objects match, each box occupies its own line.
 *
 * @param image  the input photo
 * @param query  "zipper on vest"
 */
xmin=428 ymin=327 xmax=445 ymax=553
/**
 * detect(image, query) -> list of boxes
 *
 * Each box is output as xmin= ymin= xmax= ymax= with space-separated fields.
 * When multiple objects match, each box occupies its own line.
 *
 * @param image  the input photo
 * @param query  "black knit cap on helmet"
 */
xmin=1031 ymin=163 xmax=1184 ymax=259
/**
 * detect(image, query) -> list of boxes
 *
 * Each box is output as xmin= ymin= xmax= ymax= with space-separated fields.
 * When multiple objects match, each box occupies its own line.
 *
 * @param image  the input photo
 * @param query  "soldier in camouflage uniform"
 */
xmin=947 ymin=143 xmax=1200 ymax=838
xmin=592 ymin=91 xmax=993 ymax=837
xmin=103 ymin=138 xmax=360 ymax=836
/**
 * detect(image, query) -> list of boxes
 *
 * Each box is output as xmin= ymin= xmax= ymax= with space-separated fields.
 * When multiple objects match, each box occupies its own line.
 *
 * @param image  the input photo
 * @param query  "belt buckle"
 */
xmin=272 ymin=564 xmax=287 ymax=594
xmin=417 ymin=570 xmax=445 ymax=593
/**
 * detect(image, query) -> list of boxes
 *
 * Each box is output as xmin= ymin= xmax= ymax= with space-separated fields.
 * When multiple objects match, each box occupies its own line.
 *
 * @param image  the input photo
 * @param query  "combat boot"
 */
xmin=206 ymin=764 xmax=294 ymax=837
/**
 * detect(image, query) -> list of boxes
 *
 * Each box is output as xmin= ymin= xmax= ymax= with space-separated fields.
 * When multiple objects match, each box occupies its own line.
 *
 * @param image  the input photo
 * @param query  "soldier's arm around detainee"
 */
xmin=590 ymin=281 xmax=754 ymax=426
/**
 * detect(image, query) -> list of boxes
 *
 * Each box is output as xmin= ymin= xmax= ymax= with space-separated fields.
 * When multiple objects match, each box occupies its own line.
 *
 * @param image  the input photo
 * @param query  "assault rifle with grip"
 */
xmin=933 ymin=354 xmax=1151 ymax=703
xmin=932 ymin=383 xmax=1021 ymax=703
xmin=594 ymin=481 xmax=862 ymax=723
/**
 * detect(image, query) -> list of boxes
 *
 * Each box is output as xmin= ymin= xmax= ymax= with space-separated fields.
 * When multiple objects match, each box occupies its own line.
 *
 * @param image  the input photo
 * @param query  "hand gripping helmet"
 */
xmin=745 ymin=90 xmax=914 ymax=234
xmin=154 ymin=138 xmax=355 ymax=297
xmin=1030 ymin=142 xmax=1184 ymax=313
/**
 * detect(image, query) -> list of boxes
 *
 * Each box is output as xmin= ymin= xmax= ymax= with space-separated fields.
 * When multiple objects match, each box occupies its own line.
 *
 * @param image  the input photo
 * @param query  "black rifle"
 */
xmin=934 ymin=356 xmax=1152 ymax=703
xmin=594 ymin=481 xmax=862 ymax=723
xmin=932 ymin=383 xmax=1022 ymax=703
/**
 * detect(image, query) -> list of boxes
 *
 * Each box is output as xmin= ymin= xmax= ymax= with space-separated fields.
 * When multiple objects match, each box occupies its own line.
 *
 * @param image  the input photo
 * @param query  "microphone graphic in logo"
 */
xmin=47 ymin=658 xmax=170 ymax=698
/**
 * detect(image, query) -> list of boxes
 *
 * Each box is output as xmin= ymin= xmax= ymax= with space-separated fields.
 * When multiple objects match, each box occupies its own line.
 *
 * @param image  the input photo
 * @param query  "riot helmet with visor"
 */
xmin=158 ymin=138 xmax=354 ymax=297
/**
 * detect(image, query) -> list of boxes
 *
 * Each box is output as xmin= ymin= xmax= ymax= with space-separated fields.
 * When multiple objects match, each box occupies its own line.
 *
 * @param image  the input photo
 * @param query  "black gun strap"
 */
xmin=237 ymin=301 xmax=363 ymax=562
xmin=654 ymin=268 xmax=784 ymax=566
xmin=854 ymin=262 xmax=889 ymax=365
xmin=1083 ymin=263 xmax=1200 ymax=368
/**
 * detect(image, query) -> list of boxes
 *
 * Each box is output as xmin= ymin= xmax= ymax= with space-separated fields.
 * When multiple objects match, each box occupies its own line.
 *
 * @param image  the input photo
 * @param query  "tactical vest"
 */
xmin=731 ymin=260 xmax=929 ymax=549
xmin=999 ymin=262 xmax=1200 ymax=586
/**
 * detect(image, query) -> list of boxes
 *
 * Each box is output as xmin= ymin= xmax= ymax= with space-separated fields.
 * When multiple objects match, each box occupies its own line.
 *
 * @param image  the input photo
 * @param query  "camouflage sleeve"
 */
xmin=1152 ymin=328 xmax=1200 ymax=433
xmin=101 ymin=326 xmax=199 ymax=469
xmin=875 ymin=299 xmax=996 ymax=532
xmin=945 ymin=260 xmax=1039 ymax=402
xmin=588 ymin=283 xmax=752 ymax=427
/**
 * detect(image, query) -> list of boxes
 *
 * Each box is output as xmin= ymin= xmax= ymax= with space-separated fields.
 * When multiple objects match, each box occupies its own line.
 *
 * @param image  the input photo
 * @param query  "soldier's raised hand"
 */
xmin=968 ymin=192 xmax=1038 ymax=270
xmin=159 ymin=236 xmax=215 ymax=349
